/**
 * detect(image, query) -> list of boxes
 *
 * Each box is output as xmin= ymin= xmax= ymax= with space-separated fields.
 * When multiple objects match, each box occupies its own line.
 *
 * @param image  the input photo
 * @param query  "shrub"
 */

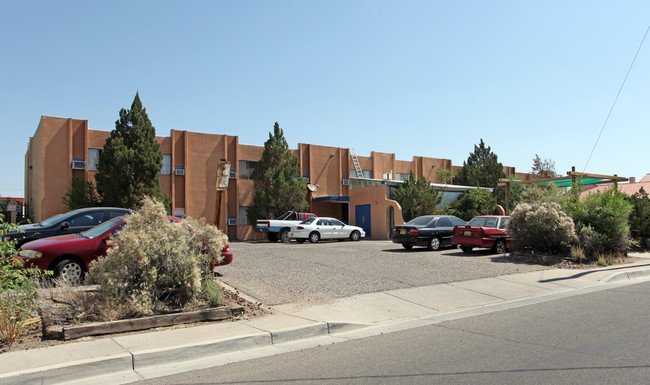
xmin=0 ymin=215 xmax=50 ymax=345
xmin=509 ymin=202 xmax=577 ymax=253
xmin=448 ymin=188 xmax=496 ymax=221
xmin=627 ymin=187 xmax=650 ymax=242
xmin=571 ymin=188 xmax=632 ymax=257
xmin=86 ymin=197 xmax=227 ymax=318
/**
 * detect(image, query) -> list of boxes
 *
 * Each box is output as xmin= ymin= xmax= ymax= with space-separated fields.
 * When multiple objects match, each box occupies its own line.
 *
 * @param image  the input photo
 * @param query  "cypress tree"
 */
xmin=454 ymin=139 xmax=505 ymax=188
xmin=95 ymin=93 xmax=168 ymax=209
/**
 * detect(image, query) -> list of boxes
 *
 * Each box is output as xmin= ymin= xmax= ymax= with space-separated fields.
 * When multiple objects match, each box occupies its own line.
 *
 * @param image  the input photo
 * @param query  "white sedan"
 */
xmin=289 ymin=217 xmax=366 ymax=243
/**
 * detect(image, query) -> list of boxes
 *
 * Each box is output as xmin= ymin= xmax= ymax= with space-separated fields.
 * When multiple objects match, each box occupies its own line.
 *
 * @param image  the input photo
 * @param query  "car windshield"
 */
xmin=406 ymin=216 xmax=434 ymax=227
xmin=79 ymin=217 xmax=124 ymax=239
xmin=39 ymin=212 xmax=73 ymax=227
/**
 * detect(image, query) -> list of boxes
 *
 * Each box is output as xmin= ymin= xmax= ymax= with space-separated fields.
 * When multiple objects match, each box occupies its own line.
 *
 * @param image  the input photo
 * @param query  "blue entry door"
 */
xmin=355 ymin=204 xmax=371 ymax=238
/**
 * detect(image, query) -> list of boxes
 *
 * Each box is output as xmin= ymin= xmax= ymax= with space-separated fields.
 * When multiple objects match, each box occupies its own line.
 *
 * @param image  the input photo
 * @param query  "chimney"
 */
xmin=629 ymin=177 xmax=636 ymax=184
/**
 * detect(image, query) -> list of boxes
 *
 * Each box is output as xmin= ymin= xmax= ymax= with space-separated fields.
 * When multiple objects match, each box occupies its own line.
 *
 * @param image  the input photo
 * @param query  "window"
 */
xmin=395 ymin=172 xmax=411 ymax=182
xmin=88 ymin=149 xmax=101 ymax=171
xmin=498 ymin=217 xmax=510 ymax=230
xmin=68 ymin=211 xmax=105 ymax=227
xmin=238 ymin=160 xmax=258 ymax=180
xmin=238 ymin=206 xmax=250 ymax=225
xmin=161 ymin=155 xmax=172 ymax=175
xmin=436 ymin=217 xmax=451 ymax=228
xmin=362 ymin=170 xmax=372 ymax=179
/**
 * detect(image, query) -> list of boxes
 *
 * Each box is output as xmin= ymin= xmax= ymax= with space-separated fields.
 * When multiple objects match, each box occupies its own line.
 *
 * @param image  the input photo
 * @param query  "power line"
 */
xmin=582 ymin=24 xmax=650 ymax=174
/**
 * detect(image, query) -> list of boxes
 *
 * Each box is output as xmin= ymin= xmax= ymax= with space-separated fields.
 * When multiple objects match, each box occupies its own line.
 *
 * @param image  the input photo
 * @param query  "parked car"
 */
xmin=391 ymin=215 xmax=466 ymax=251
xmin=451 ymin=215 xmax=512 ymax=253
xmin=16 ymin=216 xmax=232 ymax=284
xmin=289 ymin=217 xmax=365 ymax=243
xmin=2 ymin=207 xmax=131 ymax=248
xmin=256 ymin=211 xmax=317 ymax=243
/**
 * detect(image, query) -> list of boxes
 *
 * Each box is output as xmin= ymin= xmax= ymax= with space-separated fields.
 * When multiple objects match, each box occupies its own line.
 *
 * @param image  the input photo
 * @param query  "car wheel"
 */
xmin=297 ymin=239 xmax=306 ymax=244
xmin=427 ymin=237 xmax=441 ymax=251
xmin=402 ymin=244 xmax=414 ymax=250
xmin=309 ymin=232 xmax=320 ymax=243
xmin=460 ymin=246 xmax=473 ymax=253
xmin=54 ymin=258 xmax=84 ymax=285
xmin=268 ymin=233 xmax=278 ymax=242
xmin=350 ymin=230 xmax=361 ymax=241
xmin=279 ymin=230 xmax=290 ymax=243
xmin=494 ymin=240 xmax=506 ymax=254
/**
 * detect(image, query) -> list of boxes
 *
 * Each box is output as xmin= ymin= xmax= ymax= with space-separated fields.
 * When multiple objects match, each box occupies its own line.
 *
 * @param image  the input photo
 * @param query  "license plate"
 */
xmin=464 ymin=231 xmax=472 ymax=236
xmin=400 ymin=230 xmax=406 ymax=235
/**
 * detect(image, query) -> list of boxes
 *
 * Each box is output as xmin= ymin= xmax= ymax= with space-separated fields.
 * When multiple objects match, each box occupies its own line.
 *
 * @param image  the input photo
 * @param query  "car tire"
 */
xmin=427 ymin=236 xmax=441 ymax=251
xmin=350 ymin=230 xmax=361 ymax=241
xmin=54 ymin=258 xmax=84 ymax=285
xmin=494 ymin=240 xmax=506 ymax=254
xmin=279 ymin=230 xmax=291 ymax=243
xmin=402 ymin=244 xmax=414 ymax=250
xmin=308 ymin=232 xmax=320 ymax=243
xmin=460 ymin=246 xmax=473 ymax=253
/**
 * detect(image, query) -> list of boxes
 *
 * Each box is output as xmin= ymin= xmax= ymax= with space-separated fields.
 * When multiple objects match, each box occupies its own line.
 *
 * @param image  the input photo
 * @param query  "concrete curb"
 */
xmin=600 ymin=268 xmax=650 ymax=283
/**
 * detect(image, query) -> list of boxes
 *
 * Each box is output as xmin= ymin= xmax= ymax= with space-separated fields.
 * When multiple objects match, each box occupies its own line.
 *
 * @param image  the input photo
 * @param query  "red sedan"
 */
xmin=451 ymin=215 xmax=512 ymax=254
xmin=16 ymin=216 xmax=232 ymax=284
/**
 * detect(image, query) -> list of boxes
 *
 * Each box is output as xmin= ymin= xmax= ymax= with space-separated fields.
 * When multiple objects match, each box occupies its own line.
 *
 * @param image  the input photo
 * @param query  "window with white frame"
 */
xmin=362 ymin=170 xmax=372 ymax=179
xmin=161 ymin=155 xmax=172 ymax=175
xmin=88 ymin=149 xmax=101 ymax=171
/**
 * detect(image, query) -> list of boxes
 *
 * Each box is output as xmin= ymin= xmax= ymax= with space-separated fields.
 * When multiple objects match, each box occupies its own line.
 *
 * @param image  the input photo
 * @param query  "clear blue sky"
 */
xmin=2 ymin=1 xmax=649 ymax=198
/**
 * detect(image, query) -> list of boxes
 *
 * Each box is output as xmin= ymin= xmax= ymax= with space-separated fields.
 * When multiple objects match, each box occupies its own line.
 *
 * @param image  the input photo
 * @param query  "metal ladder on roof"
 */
xmin=349 ymin=147 xmax=363 ymax=178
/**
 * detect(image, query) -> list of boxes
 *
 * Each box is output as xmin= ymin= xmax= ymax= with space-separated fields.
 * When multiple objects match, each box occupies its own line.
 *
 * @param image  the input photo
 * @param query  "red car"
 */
xmin=451 ymin=215 xmax=512 ymax=253
xmin=16 ymin=216 xmax=232 ymax=284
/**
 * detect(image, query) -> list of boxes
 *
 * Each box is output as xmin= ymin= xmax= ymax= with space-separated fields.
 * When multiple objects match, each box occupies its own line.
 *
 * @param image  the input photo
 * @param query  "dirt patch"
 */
xmin=0 ymin=285 xmax=271 ymax=354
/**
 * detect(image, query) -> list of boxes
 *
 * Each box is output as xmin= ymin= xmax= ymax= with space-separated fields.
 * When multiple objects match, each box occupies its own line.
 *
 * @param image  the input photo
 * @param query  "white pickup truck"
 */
xmin=256 ymin=211 xmax=317 ymax=243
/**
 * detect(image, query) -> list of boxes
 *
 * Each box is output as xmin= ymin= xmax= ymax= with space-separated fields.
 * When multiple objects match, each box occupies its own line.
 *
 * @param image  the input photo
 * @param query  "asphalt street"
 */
xmin=137 ymin=280 xmax=650 ymax=385
xmin=216 ymin=240 xmax=552 ymax=305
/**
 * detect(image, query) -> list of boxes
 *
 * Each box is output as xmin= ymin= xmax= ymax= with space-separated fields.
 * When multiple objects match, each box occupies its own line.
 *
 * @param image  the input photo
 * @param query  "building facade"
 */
xmin=25 ymin=115 xmax=531 ymax=240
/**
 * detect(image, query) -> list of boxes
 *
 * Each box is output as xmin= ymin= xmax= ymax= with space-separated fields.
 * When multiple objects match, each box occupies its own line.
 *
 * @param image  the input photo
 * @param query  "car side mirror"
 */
xmin=60 ymin=222 xmax=70 ymax=231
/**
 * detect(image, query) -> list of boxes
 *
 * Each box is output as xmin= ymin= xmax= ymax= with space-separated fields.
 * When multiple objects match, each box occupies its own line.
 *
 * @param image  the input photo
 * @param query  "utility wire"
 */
xmin=582 ymin=24 xmax=650 ymax=175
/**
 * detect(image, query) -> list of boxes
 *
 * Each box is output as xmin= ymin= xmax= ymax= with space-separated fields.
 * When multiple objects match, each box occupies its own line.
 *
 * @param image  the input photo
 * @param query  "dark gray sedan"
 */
xmin=2 ymin=207 xmax=130 ymax=248
xmin=391 ymin=215 xmax=466 ymax=251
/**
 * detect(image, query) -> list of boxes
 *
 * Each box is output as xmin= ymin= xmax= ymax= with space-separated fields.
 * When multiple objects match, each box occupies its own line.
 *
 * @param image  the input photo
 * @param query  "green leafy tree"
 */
xmin=531 ymin=154 xmax=557 ymax=178
xmin=454 ymin=139 xmax=505 ymax=188
xmin=247 ymin=122 xmax=308 ymax=223
xmin=448 ymin=187 xmax=496 ymax=221
xmin=62 ymin=177 xmax=100 ymax=210
xmin=393 ymin=171 xmax=444 ymax=222
xmin=95 ymin=93 xmax=169 ymax=210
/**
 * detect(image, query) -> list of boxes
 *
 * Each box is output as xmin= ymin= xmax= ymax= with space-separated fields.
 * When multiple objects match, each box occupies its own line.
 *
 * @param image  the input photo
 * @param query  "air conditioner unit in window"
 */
xmin=227 ymin=217 xmax=237 ymax=226
xmin=175 ymin=168 xmax=185 ymax=176
xmin=230 ymin=170 xmax=237 ymax=179
xmin=342 ymin=178 xmax=349 ymax=185
xmin=71 ymin=160 xmax=86 ymax=170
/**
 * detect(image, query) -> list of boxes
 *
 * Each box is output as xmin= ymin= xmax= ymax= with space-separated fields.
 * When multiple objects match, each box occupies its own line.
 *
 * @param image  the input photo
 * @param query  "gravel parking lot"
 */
xmin=216 ymin=240 xmax=551 ymax=307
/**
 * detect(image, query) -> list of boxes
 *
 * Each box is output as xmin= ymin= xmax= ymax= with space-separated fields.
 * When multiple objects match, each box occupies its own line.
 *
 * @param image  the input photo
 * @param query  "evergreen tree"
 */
xmin=62 ymin=177 xmax=100 ymax=210
xmin=392 ymin=171 xmax=444 ymax=222
xmin=95 ymin=93 xmax=168 ymax=209
xmin=454 ymin=139 xmax=505 ymax=188
xmin=247 ymin=122 xmax=308 ymax=223
xmin=448 ymin=187 xmax=497 ymax=221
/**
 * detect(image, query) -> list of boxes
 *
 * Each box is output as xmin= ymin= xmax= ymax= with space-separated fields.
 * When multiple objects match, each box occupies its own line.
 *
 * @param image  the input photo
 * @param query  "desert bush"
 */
xmin=86 ymin=197 xmax=227 ymax=318
xmin=509 ymin=202 xmax=577 ymax=254
xmin=627 ymin=187 xmax=650 ymax=242
xmin=0 ymin=215 xmax=50 ymax=345
xmin=570 ymin=188 xmax=632 ymax=257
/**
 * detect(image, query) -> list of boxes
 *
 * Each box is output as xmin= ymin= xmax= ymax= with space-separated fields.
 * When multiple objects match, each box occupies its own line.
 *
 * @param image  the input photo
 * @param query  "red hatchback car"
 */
xmin=451 ymin=215 xmax=512 ymax=254
xmin=16 ymin=216 xmax=232 ymax=284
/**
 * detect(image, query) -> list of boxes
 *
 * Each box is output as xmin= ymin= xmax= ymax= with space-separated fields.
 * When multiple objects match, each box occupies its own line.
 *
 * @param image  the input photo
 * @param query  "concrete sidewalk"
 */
xmin=2 ymin=254 xmax=650 ymax=385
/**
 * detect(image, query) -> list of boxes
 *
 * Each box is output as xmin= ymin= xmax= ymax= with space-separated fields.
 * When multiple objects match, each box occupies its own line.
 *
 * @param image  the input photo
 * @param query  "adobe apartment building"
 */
xmin=25 ymin=115 xmax=531 ymax=240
